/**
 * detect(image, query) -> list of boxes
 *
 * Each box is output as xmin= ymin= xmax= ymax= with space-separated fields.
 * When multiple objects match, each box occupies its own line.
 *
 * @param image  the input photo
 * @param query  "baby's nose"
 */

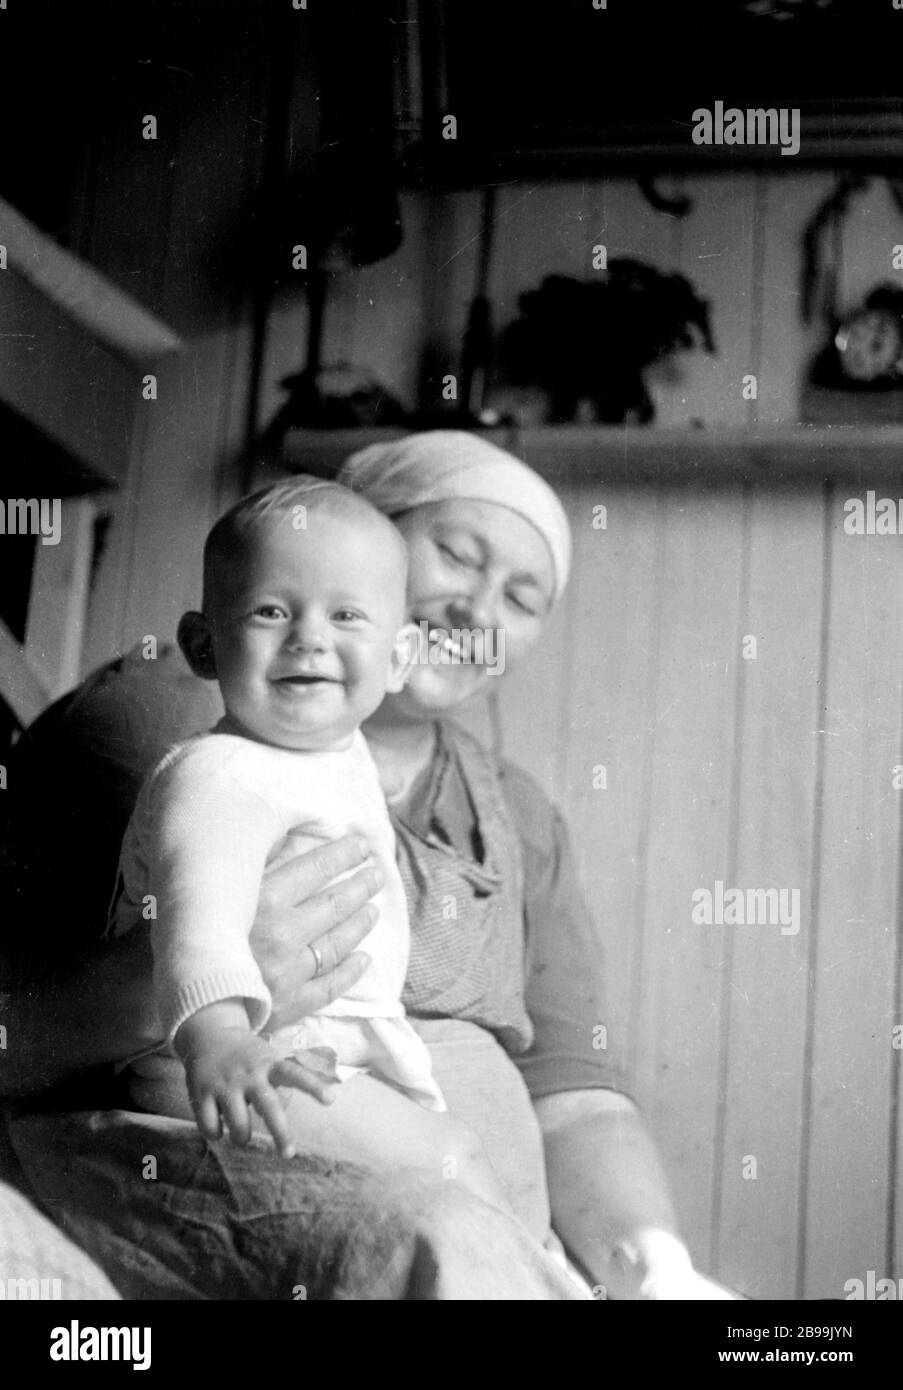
xmin=286 ymin=617 xmax=328 ymax=652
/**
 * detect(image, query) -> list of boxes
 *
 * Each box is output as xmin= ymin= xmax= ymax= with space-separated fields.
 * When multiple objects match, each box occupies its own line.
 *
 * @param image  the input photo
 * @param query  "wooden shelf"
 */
xmin=276 ymin=424 xmax=903 ymax=487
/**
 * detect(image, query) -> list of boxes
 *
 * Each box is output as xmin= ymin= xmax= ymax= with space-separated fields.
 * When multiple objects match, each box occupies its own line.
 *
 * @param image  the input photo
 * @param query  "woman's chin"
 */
xmin=397 ymin=663 xmax=490 ymax=717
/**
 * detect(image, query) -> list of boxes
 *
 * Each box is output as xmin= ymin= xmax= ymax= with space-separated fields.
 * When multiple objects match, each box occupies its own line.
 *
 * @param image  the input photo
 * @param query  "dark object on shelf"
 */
xmin=801 ymin=175 xmax=903 ymax=327
xmin=801 ymin=173 xmax=869 ymax=326
xmin=256 ymin=364 xmax=407 ymax=454
xmin=813 ymin=284 xmax=903 ymax=389
xmin=638 ymin=177 xmax=693 ymax=219
xmin=803 ymin=283 xmax=903 ymax=425
xmin=493 ymin=261 xmax=715 ymax=425
xmin=800 ymin=177 xmax=903 ymax=424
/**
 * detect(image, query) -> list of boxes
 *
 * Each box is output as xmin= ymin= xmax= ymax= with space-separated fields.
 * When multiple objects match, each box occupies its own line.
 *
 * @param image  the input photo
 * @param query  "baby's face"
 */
xmin=208 ymin=510 xmax=409 ymax=751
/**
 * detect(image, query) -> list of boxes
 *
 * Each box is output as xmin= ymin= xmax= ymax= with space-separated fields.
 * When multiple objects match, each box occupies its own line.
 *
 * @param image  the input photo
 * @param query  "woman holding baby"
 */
xmin=0 ymin=431 xmax=724 ymax=1300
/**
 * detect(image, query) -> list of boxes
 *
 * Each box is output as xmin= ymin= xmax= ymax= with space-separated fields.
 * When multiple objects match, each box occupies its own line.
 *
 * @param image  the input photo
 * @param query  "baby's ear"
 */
xmin=177 ymin=611 xmax=218 ymax=681
xmin=386 ymin=621 xmax=421 ymax=693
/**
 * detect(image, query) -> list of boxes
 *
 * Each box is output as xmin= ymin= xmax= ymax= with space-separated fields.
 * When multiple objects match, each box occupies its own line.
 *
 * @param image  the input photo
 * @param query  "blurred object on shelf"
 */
xmin=801 ymin=176 xmax=903 ymax=423
xmin=489 ymin=261 xmax=714 ymax=425
xmin=253 ymin=362 xmax=407 ymax=461
xmin=802 ymin=286 xmax=903 ymax=421
xmin=814 ymin=283 xmax=903 ymax=387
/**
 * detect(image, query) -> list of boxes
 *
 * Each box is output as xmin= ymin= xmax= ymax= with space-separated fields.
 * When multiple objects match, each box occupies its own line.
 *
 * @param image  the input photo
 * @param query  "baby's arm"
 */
xmin=146 ymin=744 xmax=300 ymax=1042
xmin=145 ymin=746 xmax=339 ymax=1149
xmin=174 ymin=999 xmax=337 ymax=1160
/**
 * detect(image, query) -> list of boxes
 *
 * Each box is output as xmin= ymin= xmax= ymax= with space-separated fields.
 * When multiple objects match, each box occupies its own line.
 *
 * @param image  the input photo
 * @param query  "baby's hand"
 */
xmin=175 ymin=1002 xmax=338 ymax=1159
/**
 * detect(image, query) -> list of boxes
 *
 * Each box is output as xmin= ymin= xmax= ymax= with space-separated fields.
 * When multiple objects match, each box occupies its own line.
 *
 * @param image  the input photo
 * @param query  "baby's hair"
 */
xmin=202 ymin=475 xmax=407 ymax=612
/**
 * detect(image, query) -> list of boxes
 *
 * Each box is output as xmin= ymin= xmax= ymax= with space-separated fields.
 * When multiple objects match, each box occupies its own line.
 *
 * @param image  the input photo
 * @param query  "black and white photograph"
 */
xmin=0 ymin=0 xmax=902 ymax=1347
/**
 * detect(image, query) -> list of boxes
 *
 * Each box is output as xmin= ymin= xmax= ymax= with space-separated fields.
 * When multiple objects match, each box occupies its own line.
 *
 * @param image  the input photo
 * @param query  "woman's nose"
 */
xmin=447 ymin=586 xmax=494 ymax=631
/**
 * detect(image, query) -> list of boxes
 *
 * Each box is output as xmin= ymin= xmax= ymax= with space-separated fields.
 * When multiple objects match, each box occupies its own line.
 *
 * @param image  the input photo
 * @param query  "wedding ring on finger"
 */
xmin=308 ymin=942 xmax=324 ymax=978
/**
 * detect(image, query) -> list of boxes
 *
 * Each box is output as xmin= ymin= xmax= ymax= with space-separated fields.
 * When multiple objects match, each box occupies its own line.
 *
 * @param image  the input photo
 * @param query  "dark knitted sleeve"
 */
xmin=499 ymin=759 xmax=631 ymax=1101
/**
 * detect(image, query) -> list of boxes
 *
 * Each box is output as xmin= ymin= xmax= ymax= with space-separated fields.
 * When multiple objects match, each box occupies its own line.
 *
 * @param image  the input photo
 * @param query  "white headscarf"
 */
xmin=338 ymin=431 xmax=572 ymax=604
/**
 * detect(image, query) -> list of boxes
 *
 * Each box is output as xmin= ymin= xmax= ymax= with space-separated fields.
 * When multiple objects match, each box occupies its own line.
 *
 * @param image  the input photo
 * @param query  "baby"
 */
xmin=108 ymin=477 xmax=505 ymax=1206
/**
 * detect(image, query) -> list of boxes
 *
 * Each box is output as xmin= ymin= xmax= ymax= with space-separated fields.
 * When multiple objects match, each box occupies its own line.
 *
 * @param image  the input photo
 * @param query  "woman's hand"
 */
xmin=616 ymin=1228 xmax=737 ymax=1300
xmin=249 ymin=831 xmax=382 ymax=1032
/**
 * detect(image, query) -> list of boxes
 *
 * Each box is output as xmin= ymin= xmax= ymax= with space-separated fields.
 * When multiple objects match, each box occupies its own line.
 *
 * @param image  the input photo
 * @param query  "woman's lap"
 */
xmin=6 ymin=1108 xmax=585 ymax=1300
xmin=408 ymin=1017 xmax=552 ymax=1240
xmin=129 ymin=1017 xmax=553 ymax=1240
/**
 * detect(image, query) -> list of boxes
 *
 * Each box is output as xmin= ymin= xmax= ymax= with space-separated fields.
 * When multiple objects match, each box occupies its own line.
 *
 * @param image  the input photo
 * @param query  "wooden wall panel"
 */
xmin=894 ymin=915 xmax=903 ymax=1283
xmin=304 ymin=190 xmax=483 ymax=417
xmin=757 ymin=174 xmax=834 ymax=426
xmin=838 ymin=178 xmax=903 ymax=315
xmin=24 ymin=498 xmax=97 ymax=700
xmin=662 ymin=175 xmax=756 ymax=429
xmin=0 ymin=267 xmax=137 ymax=483
xmin=625 ymin=481 xmax=747 ymax=1273
xmin=713 ymin=484 xmax=825 ymax=1299
xmin=80 ymin=64 xmax=261 ymax=671
xmin=497 ymin=472 xmax=901 ymax=1298
xmin=523 ymin=474 xmax=666 ymax=1102
xmin=492 ymin=533 xmax=576 ymax=806
xmin=491 ymin=178 xmax=676 ymax=323
xmin=801 ymin=491 xmax=903 ymax=1299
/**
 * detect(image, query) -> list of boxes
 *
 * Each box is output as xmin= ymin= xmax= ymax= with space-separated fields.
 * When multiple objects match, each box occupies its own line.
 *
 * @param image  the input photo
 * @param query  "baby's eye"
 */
xmin=253 ymin=604 xmax=287 ymax=621
xmin=333 ymin=608 xmax=365 ymax=624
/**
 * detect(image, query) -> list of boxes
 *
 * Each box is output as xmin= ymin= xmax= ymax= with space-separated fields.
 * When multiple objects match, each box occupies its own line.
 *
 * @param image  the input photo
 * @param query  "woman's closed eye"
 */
xmin=437 ymin=540 xmax=480 ymax=570
xmin=506 ymin=589 xmax=541 ymax=617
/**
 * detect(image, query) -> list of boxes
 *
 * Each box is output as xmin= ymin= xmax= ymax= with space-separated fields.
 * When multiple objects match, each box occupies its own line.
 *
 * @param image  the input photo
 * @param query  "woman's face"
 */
xmin=389 ymin=497 xmax=557 ymax=716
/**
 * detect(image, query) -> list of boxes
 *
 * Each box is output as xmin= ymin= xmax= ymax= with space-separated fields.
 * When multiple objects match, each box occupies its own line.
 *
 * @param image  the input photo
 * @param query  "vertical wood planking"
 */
xmin=713 ymin=483 xmax=825 ymax=1298
xmin=628 ymin=480 xmax=747 ymax=1272
xmin=82 ymin=70 xmax=262 ymax=667
xmin=110 ymin=328 xmax=254 ymax=651
xmin=0 ymin=270 xmax=137 ymax=484
xmin=892 ymin=681 xmax=903 ymax=1282
xmin=802 ymin=489 xmax=903 ymax=1298
xmin=548 ymin=475 xmax=665 ymax=1087
xmin=416 ymin=189 xmax=483 ymax=406
xmin=838 ymin=179 xmax=903 ymax=314
xmin=0 ymin=617 xmax=49 ymax=729
xmin=325 ymin=193 xmax=433 ymax=413
xmin=23 ymin=498 xmax=96 ymax=700
xmin=491 ymin=178 xmax=676 ymax=321
xmin=757 ymin=174 xmax=834 ymax=425
xmin=661 ymin=175 xmax=755 ymax=428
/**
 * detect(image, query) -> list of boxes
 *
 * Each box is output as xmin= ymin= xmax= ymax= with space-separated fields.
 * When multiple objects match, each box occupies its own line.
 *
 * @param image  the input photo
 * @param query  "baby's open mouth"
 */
xmin=274 ymin=674 xmax=340 ymax=686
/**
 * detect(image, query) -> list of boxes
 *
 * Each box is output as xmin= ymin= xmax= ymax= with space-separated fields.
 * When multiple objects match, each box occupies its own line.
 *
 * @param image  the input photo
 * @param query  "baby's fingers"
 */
xmin=220 ymin=1090 xmax=253 ymax=1148
xmin=193 ymin=1092 xmax=223 ymax=1144
xmin=249 ymin=1081 xmax=296 ymax=1160
xmin=271 ymin=1050 xmax=339 ymax=1106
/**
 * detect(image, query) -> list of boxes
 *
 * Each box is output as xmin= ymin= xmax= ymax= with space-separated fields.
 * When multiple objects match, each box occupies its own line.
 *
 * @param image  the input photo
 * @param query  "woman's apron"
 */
xmin=392 ymin=724 xmax=554 ymax=1245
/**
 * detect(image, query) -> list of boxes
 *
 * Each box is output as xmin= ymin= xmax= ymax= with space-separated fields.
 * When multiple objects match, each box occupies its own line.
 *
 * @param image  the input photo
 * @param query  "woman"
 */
xmin=0 ymin=432 xmax=720 ymax=1299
